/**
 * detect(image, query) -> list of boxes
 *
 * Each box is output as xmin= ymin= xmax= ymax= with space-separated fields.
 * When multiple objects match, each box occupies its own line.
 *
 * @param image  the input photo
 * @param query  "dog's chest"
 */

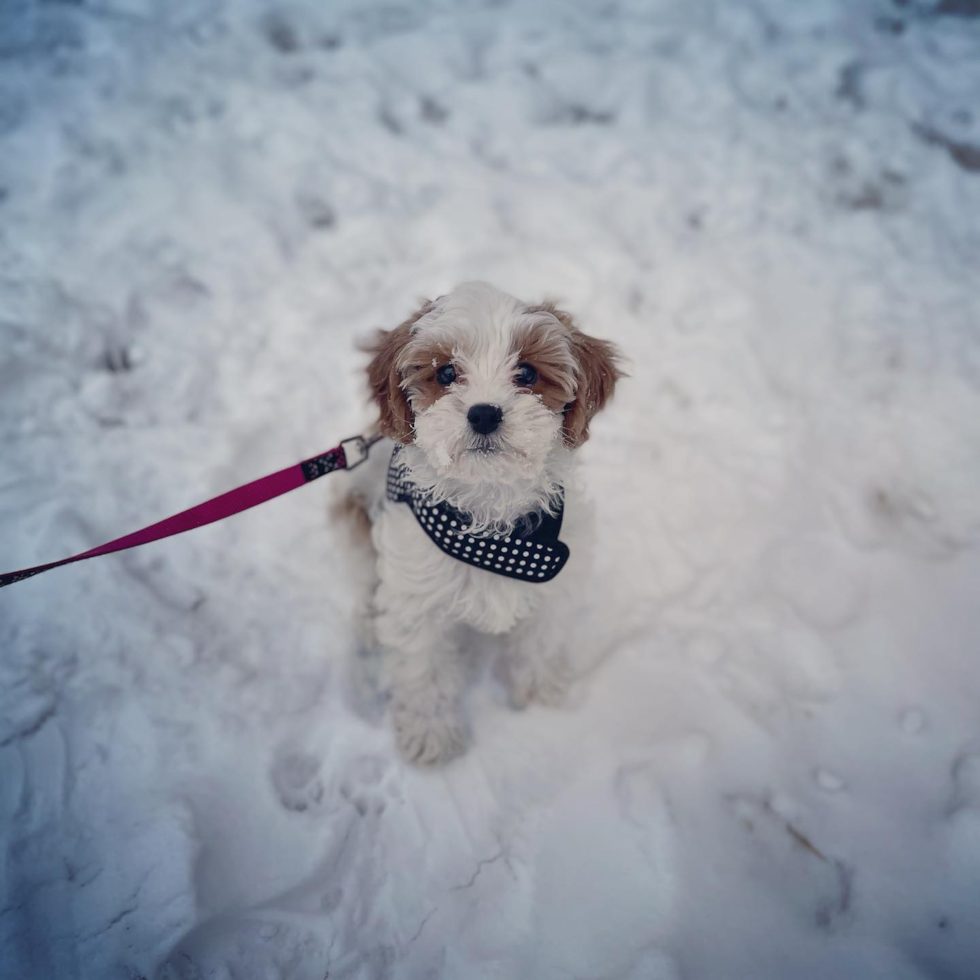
xmin=373 ymin=504 xmax=543 ymax=634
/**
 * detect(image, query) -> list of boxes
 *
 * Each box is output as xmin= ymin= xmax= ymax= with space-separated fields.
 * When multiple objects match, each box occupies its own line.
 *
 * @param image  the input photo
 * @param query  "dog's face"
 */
xmin=366 ymin=282 xmax=622 ymax=486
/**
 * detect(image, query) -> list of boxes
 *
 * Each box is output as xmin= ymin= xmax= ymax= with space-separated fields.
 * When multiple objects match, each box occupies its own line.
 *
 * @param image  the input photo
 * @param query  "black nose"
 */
xmin=467 ymin=403 xmax=503 ymax=435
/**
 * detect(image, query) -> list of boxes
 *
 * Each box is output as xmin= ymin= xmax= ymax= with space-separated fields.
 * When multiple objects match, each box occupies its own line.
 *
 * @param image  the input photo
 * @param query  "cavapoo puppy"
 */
xmin=337 ymin=282 xmax=623 ymax=765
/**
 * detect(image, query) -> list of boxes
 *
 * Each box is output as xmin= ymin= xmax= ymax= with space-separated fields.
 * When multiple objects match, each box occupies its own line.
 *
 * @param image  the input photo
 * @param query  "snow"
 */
xmin=2 ymin=0 xmax=980 ymax=977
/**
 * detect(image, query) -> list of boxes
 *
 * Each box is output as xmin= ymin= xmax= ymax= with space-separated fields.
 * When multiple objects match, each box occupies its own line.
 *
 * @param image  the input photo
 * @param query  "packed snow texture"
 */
xmin=2 ymin=0 xmax=980 ymax=977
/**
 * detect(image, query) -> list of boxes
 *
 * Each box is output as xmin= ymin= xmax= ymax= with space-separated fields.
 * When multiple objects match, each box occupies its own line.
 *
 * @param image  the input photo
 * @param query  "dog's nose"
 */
xmin=467 ymin=403 xmax=503 ymax=435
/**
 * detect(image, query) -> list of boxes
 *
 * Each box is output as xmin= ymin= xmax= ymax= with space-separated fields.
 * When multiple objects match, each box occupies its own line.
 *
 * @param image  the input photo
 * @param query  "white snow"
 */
xmin=2 ymin=0 xmax=980 ymax=977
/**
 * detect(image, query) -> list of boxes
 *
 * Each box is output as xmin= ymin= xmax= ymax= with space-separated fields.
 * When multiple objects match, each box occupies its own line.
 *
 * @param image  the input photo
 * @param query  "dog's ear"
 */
xmin=362 ymin=302 xmax=431 ymax=444
xmin=561 ymin=318 xmax=625 ymax=449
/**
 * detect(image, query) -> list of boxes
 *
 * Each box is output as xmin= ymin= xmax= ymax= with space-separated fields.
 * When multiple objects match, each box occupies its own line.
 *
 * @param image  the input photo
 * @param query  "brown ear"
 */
xmin=362 ymin=302 xmax=431 ymax=444
xmin=562 ymin=326 xmax=625 ymax=448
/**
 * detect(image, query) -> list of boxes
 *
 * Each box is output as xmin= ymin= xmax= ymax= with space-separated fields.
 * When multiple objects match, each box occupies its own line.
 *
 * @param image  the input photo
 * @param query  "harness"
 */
xmin=386 ymin=446 xmax=570 ymax=583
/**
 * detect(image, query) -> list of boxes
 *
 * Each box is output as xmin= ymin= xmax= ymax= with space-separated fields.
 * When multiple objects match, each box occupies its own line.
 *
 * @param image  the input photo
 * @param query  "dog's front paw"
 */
xmin=391 ymin=702 xmax=468 ymax=766
xmin=503 ymin=655 xmax=573 ymax=710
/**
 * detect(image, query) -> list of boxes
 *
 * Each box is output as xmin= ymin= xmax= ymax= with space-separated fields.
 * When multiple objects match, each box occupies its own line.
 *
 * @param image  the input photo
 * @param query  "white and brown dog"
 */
xmin=336 ymin=282 xmax=623 ymax=765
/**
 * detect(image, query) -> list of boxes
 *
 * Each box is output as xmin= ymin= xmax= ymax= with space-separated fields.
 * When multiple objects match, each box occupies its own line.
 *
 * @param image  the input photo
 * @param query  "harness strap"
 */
xmin=0 ymin=435 xmax=375 ymax=590
xmin=386 ymin=446 xmax=571 ymax=583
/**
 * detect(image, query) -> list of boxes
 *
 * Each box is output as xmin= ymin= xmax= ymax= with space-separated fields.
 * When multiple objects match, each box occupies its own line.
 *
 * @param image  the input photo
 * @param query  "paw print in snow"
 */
xmin=339 ymin=755 xmax=392 ymax=817
xmin=270 ymin=749 xmax=324 ymax=813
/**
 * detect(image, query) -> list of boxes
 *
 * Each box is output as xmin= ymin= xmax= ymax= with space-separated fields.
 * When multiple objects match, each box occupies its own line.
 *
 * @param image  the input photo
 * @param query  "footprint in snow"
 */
xmin=270 ymin=749 xmax=325 ymax=813
xmin=339 ymin=754 xmax=392 ymax=818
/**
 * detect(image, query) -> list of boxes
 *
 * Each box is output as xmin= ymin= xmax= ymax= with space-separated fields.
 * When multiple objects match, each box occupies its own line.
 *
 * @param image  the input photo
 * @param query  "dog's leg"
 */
xmin=377 ymin=614 xmax=467 ymax=765
xmin=500 ymin=610 xmax=574 ymax=710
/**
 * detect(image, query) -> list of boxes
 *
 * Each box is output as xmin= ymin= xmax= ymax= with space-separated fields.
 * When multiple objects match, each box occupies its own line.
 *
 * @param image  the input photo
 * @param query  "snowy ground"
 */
xmin=2 ymin=0 xmax=980 ymax=977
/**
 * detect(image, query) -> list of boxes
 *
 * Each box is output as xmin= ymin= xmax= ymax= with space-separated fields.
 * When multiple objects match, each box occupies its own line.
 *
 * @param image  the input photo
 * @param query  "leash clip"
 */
xmin=341 ymin=435 xmax=370 ymax=470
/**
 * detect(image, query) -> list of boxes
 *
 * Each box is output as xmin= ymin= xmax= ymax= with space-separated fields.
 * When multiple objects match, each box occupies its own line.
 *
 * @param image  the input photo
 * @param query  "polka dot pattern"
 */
xmin=386 ymin=447 xmax=570 ymax=583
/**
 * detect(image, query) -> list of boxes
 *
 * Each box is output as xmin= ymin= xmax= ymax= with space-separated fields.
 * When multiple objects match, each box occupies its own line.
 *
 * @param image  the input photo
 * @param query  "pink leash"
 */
xmin=0 ymin=435 xmax=377 ymax=590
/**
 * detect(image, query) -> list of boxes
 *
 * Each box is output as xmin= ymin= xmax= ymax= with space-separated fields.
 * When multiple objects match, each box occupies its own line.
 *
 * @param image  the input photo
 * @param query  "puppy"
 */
xmin=337 ymin=282 xmax=623 ymax=765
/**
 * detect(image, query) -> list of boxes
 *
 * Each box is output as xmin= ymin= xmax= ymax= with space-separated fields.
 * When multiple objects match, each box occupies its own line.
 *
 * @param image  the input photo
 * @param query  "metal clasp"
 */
xmin=340 ymin=435 xmax=369 ymax=470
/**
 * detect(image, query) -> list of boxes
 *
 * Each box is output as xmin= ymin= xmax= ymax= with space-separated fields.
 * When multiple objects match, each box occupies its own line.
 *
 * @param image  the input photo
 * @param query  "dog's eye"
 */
xmin=514 ymin=363 xmax=538 ymax=387
xmin=436 ymin=363 xmax=457 ymax=386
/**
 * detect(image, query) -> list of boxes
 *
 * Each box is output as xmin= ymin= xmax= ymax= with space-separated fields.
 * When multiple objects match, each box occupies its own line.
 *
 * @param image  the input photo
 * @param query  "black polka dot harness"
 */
xmin=386 ymin=447 xmax=570 ymax=583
